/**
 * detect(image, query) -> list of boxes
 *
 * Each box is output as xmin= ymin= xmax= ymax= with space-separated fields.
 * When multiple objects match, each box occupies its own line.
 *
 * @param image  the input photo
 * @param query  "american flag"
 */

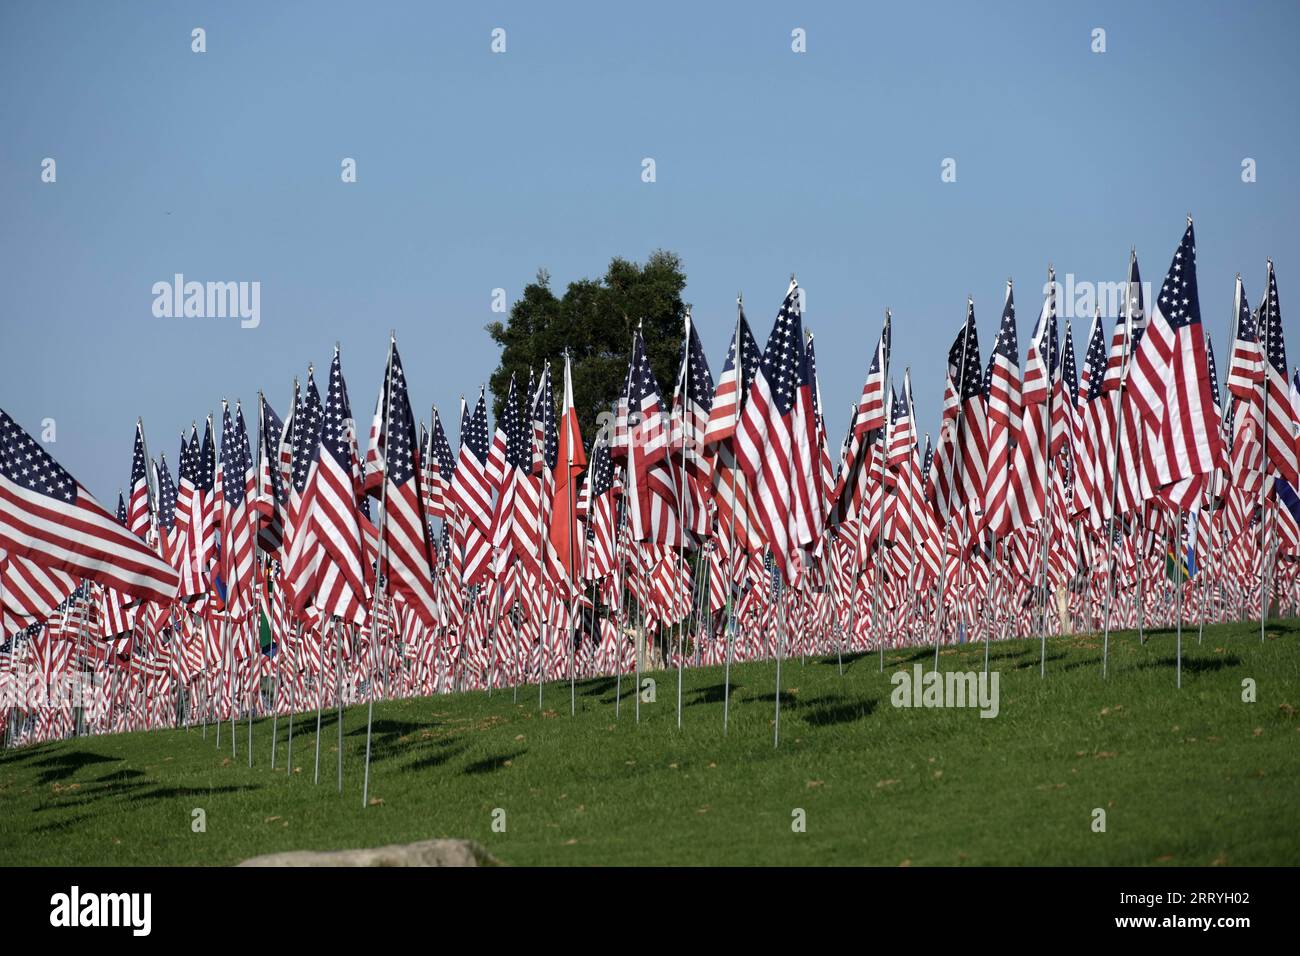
xmin=1074 ymin=310 xmax=1111 ymax=526
xmin=282 ymin=370 xmax=322 ymax=594
xmin=1010 ymin=278 xmax=1060 ymax=531
xmin=707 ymin=303 xmax=763 ymax=552
xmin=1127 ymin=221 xmax=1226 ymax=499
xmin=0 ymin=408 xmax=178 ymax=604
xmin=453 ymin=389 xmax=495 ymax=536
xmin=735 ymin=280 xmax=821 ymax=577
xmin=983 ymin=281 xmax=1021 ymax=537
xmin=173 ymin=425 xmax=206 ymax=598
xmin=623 ymin=328 xmax=679 ymax=545
xmin=490 ymin=374 xmax=524 ymax=569
xmin=0 ymin=552 xmax=78 ymax=634
xmin=195 ymin=418 xmax=218 ymax=578
xmin=424 ymin=406 xmax=456 ymax=523
xmin=1226 ymin=275 xmax=1264 ymax=400
xmin=153 ymin=453 xmax=179 ymax=562
xmin=1104 ymin=250 xmax=1147 ymax=391
xmin=453 ymin=389 xmax=495 ymax=586
xmin=376 ymin=340 xmax=439 ymax=626
xmin=704 ymin=300 xmax=762 ymax=446
xmin=218 ymin=402 xmax=256 ymax=617
xmin=1256 ymin=261 xmax=1297 ymax=485
xmin=806 ymin=332 xmax=837 ymax=526
xmin=930 ymin=301 xmax=986 ymax=531
xmin=1057 ymin=318 xmax=1079 ymax=491
xmin=671 ymin=312 xmax=714 ymax=484
xmin=1114 ymin=252 xmax=1153 ymax=518
xmin=855 ymin=311 xmax=891 ymax=436
xmin=255 ymin=393 xmax=288 ymax=557
xmin=290 ymin=349 xmax=368 ymax=624
xmin=583 ymin=436 xmax=618 ymax=579
xmin=126 ymin=421 xmax=151 ymax=540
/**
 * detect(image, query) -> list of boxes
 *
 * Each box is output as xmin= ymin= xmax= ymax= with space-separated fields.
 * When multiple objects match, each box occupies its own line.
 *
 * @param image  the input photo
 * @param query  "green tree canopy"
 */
xmin=486 ymin=250 xmax=687 ymax=447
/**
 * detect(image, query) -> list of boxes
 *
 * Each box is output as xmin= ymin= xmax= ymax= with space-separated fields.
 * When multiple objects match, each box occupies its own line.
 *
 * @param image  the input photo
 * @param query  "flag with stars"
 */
xmin=1010 ymin=279 xmax=1061 ymax=532
xmin=453 ymin=388 xmax=496 ymax=587
xmin=984 ymin=281 xmax=1021 ymax=537
xmin=1127 ymin=221 xmax=1226 ymax=500
xmin=672 ymin=313 xmax=714 ymax=484
xmin=623 ymin=327 xmax=680 ymax=545
xmin=1256 ymin=261 xmax=1297 ymax=485
xmin=288 ymin=348 xmax=368 ymax=625
xmin=126 ymin=421 xmax=151 ymax=541
xmin=735 ymin=280 xmax=821 ymax=577
xmin=256 ymin=393 xmax=287 ymax=557
xmin=855 ymin=311 xmax=892 ymax=436
xmin=219 ymin=402 xmax=257 ymax=617
xmin=377 ymin=339 xmax=438 ymax=625
xmin=0 ymin=408 xmax=178 ymax=604
xmin=424 ymin=406 xmax=456 ymax=523
xmin=704 ymin=301 xmax=762 ymax=446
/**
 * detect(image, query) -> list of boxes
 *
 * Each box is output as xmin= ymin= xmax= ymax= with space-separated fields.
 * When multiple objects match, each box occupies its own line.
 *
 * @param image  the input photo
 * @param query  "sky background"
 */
xmin=2 ymin=1 xmax=1298 ymax=504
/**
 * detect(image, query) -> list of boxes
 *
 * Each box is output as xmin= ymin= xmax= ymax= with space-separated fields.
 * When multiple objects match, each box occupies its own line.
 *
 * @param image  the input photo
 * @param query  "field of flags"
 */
xmin=3 ymin=218 xmax=1298 ymax=782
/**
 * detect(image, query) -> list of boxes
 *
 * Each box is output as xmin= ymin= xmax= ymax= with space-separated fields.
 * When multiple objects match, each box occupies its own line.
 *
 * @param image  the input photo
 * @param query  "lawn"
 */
xmin=3 ymin=619 xmax=1298 ymax=866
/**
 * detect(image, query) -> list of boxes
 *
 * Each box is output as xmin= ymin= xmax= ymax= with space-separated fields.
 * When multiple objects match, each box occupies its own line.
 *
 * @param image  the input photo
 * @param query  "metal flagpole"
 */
xmin=1258 ymin=261 xmax=1276 ymax=645
xmin=286 ymin=621 xmax=299 ymax=775
xmin=723 ymin=436 xmax=745 ymax=732
xmin=1103 ymin=253 xmax=1139 ymax=677
xmin=669 ymin=319 xmax=691 ymax=731
xmin=566 ymin=392 xmax=579 ymax=718
xmin=313 ymin=624 xmax=323 ymax=785
xmin=1038 ymin=270 xmax=1057 ymax=678
xmin=935 ymin=301 xmax=973 ymax=671
xmin=1176 ymin=508 xmax=1184 ymax=688
xmin=872 ymin=322 xmax=892 ymax=673
xmin=1201 ymin=284 xmax=1241 ymax=641
xmin=635 ymin=556 xmax=645 ymax=724
xmin=363 ymin=333 xmax=396 ymax=809
xmin=336 ymin=618 xmax=344 ymax=794
xmin=773 ymin=559 xmax=787 ymax=749
xmin=842 ymin=402 xmax=869 ymax=669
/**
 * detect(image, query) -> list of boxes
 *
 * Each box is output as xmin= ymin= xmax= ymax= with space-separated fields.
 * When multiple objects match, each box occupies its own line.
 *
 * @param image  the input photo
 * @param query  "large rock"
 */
xmin=238 ymin=839 xmax=499 ymax=867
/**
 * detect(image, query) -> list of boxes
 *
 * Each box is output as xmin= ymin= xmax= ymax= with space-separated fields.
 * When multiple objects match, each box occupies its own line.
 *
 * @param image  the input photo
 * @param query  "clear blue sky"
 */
xmin=2 ymin=1 xmax=1297 ymax=503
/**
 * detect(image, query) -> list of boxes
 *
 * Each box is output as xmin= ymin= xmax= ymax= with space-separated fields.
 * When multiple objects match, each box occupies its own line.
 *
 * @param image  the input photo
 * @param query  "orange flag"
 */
xmin=548 ymin=354 xmax=588 ymax=580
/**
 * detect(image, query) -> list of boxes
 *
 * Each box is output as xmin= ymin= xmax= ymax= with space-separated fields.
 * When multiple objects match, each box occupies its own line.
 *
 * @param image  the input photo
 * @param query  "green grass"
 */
xmin=3 ymin=619 xmax=1299 ymax=866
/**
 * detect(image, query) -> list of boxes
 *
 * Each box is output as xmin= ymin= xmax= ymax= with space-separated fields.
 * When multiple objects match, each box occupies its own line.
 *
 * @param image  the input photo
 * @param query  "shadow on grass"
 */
xmin=1013 ymin=653 xmax=1068 ymax=671
xmin=746 ymin=690 xmax=799 ymax=707
xmin=1140 ymin=655 xmax=1242 ymax=674
xmin=92 ymin=767 xmax=146 ymax=783
xmin=402 ymin=742 xmax=469 ymax=773
xmin=30 ymin=750 xmax=121 ymax=785
xmin=817 ymin=650 xmax=873 ymax=668
xmin=579 ymin=677 xmax=620 ymax=698
xmin=463 ymin=750 xmax=526 ymax=775
xmin=28 ymin=812 xmax=97 ymax=835
xmin=799 ymin=696 xmax=879 ymax=726
xmin=0 ymin=742 xmax=58 ymax=765
xmin=345 ymin=718 xmax=427 ymax=740
xmin=687 ymin=683 xmax=739 ymax=706
xmin=37 ymin=781 xmax=255 ymax=813
xmin=1058 ymin=656 xmax=1104 ymax=673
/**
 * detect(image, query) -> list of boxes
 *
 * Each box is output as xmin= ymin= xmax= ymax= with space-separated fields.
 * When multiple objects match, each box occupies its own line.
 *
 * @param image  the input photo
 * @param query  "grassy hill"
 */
xmin=3 ymin=619 xmax=1299 ymax=866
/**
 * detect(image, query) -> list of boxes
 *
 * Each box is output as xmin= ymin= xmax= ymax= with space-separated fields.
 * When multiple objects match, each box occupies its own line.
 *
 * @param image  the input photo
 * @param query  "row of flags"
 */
xmin=2 ymin=219 xmax=1297 ymax=748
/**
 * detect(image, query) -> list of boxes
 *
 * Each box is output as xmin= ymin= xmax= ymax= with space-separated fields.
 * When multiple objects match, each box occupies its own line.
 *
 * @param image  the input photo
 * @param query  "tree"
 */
xmin=486 ymin=250 xmax=687 ymax=447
